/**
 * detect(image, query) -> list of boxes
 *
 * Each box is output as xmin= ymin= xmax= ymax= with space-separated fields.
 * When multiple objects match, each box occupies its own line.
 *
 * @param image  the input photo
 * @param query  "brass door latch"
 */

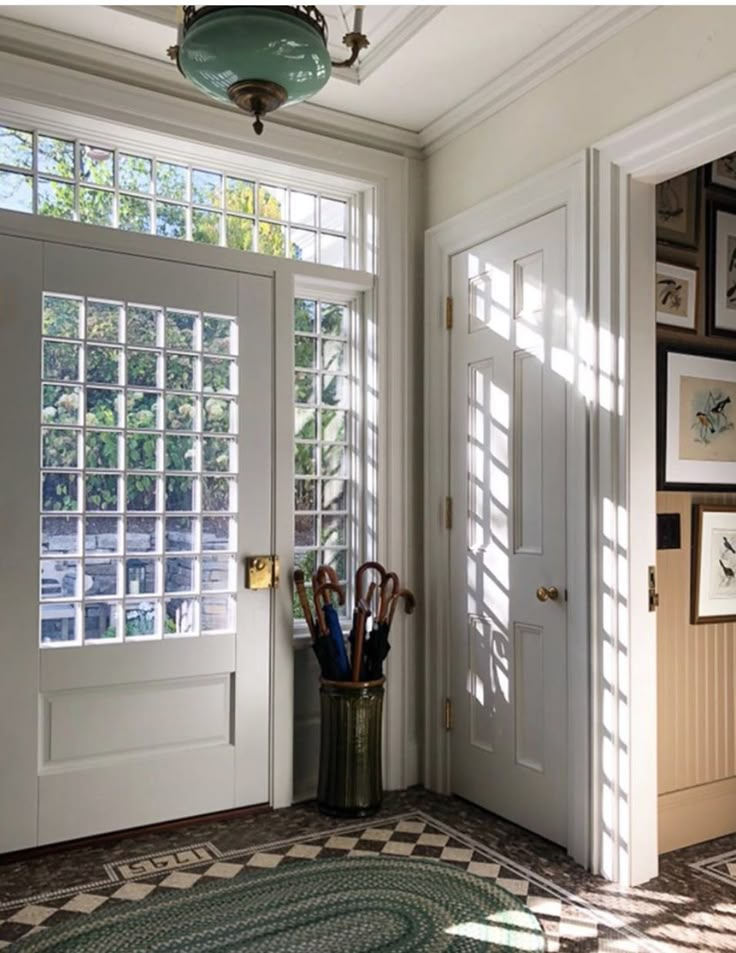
xmin=244 ymin=555 xmax=280 ymax=590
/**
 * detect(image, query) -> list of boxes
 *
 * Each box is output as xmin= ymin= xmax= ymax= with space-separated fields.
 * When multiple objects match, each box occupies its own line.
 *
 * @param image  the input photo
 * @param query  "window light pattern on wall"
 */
xmin=293 ymin=297 xmax=356 ymax=621
xmin=39 ymin=293 xmax=239 ymax=646
xmin=0 ymin=125 xmax=350 ymax=267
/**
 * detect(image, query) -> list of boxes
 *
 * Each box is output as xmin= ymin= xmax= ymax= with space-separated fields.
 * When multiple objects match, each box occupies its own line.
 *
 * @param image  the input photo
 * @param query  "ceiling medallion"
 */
xmin=168 ymin=5 xmax=369 ymax=136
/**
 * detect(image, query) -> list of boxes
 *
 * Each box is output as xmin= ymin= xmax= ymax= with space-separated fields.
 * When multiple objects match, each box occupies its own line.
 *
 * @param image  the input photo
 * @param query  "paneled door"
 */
xmin=449 ymin=208 xmax=569 ymax=846
xmin=0 ymin=238 xmax=273 ymax=850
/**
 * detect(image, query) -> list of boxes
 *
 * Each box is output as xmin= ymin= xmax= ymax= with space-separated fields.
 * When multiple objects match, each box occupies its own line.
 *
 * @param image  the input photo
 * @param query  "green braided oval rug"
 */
xmin=17 ymin=856 xmax=546 ymax=952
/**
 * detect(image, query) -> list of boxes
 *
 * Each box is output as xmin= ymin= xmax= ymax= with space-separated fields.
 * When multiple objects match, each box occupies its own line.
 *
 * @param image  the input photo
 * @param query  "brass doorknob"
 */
xmin=536 ymin=586 xmax=559 ymax=602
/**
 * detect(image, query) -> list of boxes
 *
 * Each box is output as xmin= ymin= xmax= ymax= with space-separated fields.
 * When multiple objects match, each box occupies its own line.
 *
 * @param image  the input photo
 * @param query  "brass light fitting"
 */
xmin=167 ymin=5 xmax=370 ymax=136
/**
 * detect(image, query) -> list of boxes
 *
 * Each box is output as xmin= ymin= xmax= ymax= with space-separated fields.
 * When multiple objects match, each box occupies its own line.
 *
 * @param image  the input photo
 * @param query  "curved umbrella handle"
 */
xmin=355 ymin=560 xmax=387 ymax=607
xmin=313 ymin=581 xmax=344 ymax=636
xmin=313 ymin=565 xmax=345 ymax=605
xmin=387 ymin=588 xmax=416 ymax=627
xmin=378 ymin=571 xmax=400 ymax=623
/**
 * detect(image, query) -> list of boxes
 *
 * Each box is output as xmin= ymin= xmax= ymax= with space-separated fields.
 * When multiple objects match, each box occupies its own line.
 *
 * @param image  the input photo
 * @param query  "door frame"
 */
xmin=590 ymin=72 xmax=736 ymax=886
xmin=423 ymin=155 xmax=590 ymax=868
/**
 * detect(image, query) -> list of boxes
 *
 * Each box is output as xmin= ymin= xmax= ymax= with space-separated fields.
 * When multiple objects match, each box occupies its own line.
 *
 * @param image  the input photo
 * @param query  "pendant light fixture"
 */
xmin=168 ymin=6 xmax=369 ymax=136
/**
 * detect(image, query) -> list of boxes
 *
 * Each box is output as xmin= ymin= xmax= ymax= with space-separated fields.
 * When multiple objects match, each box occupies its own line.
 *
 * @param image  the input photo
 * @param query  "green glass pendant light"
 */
xmin=169 ymin=6 xmax=369 ymax=136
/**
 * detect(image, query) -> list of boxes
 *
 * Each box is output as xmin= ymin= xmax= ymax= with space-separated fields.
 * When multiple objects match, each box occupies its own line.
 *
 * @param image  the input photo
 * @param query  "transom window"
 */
xmin=39 ymin=292 xmax=239 ymax=645
xmin=293 ymin=296 xmax=358 ymax=619
xmin=0 ymin=125 xmax=351 ymax=266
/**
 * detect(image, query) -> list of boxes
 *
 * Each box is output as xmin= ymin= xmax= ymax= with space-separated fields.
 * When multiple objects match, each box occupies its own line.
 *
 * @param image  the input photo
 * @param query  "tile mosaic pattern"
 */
xmin=689 ymin=847 xmax=736 ymax=889
xmin=0 ymin=810 xmax=665 ymax=952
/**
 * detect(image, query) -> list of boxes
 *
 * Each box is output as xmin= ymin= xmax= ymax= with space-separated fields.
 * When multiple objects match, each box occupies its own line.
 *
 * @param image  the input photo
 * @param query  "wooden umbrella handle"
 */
xmin=352 ymin=607 xmax=366 ymax=682
xmin=294 ymin=570 xmax=317 ymax=640
xmin=387 ymin=588 xmax=416 ymax=627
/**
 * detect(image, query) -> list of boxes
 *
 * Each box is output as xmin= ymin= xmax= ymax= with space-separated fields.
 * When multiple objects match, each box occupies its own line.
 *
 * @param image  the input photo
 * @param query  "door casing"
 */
xmin=424 ymin=156 xmax=590 ymax=869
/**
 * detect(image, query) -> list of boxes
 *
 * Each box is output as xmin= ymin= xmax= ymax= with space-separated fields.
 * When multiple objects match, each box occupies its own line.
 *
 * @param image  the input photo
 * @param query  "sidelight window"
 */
xmin=293 ymin=296 xmax=360 ymax=621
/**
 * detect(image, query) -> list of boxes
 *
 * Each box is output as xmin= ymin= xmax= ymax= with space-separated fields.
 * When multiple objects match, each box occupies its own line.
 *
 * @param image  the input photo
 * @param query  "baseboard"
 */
xmin=659 ymin=777 xmax=736 ymax=853
xmin=1 ymin=802 xmax=271 ymax=864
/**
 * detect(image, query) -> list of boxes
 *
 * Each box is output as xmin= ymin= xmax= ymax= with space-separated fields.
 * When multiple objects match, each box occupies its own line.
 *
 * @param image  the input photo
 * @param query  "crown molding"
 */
xmin=0 ymin=15 xmax=422 ymax=159
xmin=0 ymin=7 xmax=656 ymax=161
xmin=419 ymin=5 xmax=657 ymax=155
xmin=356 ymin=6 xmax=444 ymax=84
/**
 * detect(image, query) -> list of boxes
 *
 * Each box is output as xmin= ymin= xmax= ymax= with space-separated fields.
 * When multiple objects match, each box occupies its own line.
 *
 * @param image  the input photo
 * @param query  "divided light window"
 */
xmin=293 ymin=296 xmax=358 ymax=621
xmin=0 ymin=125 xmax=351 ymax=267
xmin=39 ymin=293 xmax=239 ymax=646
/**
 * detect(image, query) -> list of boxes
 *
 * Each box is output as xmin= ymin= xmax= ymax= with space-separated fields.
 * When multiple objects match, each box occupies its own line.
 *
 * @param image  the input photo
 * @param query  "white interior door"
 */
xmin=449 ymin=208 xmax=569 ymax=846
xmin=0 ymin=237 xmax=273 ymax=850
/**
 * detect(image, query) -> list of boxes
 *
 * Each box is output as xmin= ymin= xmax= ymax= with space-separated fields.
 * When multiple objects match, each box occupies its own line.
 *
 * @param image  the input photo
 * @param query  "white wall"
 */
xmin=426 ymin=6 xmax=736 ymax=227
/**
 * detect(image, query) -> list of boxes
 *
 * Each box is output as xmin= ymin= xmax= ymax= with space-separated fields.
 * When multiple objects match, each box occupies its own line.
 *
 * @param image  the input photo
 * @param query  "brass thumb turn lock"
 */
xmin=245 ymin=555 xmax=280 ymax=590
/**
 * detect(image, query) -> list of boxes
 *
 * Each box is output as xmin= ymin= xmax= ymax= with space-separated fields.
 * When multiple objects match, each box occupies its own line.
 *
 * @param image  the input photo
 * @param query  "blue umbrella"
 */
xmin=314 ymin=581 xmax=350 ymax=681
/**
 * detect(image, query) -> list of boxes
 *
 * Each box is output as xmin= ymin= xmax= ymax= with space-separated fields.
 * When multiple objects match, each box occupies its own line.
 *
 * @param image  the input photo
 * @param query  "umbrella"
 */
xmin=314 ymin=581 xmax=351 ymax=680
xmin=364 ymin=587 xmax=416 ymax=680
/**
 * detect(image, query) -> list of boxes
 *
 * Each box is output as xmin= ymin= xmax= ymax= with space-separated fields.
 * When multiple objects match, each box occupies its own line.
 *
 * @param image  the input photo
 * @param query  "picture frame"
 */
xmin=657 ymin=344 xmax=736 ymax=490
xmin=705 ymin=152 xmax=736 ymax=195
xmin=691 ymin=504 xmax=736 ymax=624
xmin=706 ymin=201 xmax=736 ymax=337
xmin=656 ymin=169 xmax=700 ymax=249
xmin=656 ymin=261 xmax=697 ymax=331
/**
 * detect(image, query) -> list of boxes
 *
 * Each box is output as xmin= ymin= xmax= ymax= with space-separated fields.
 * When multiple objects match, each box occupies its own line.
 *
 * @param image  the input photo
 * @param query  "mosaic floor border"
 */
xmin=0 ymin=811 xmax=669 ymax=952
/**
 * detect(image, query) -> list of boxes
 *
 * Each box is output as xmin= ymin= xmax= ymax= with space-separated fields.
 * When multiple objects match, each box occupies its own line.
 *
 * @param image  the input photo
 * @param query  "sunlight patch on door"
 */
xmin=513 ymin=350 xmax=543 ymax=555
xmin=467 ymin=263 xmax=511 ymax=338
xmin=468 ymin=615 xmax=509 ymax=754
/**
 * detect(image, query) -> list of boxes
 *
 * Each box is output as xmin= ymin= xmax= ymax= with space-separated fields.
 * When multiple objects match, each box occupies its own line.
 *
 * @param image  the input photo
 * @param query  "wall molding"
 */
xmin=419 ymin=6 xmax=655 ymax=155
xmin=0 ymin=16 xmax=422 ymax=159
xmin=0 ymin=8 xmax=653 ymax=160
xmin=659 ymin=778 xmax=736 ymax=853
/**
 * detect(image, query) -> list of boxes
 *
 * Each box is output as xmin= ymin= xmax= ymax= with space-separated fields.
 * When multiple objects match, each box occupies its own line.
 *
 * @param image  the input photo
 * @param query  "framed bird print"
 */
xmin=658 ymin=344 xmax=736 ymax=490
xmin=656 ymin=170 xmax=700 ymax=249
xmin=656 ymin=261 xmax=697 ymax=330
xmin=705 ymin=152 xmax=736 ymax=195
xmin=691 ymin=504 xmax=736 ymax=624
xmin=706 ymin=203 xmax=736 ymax=337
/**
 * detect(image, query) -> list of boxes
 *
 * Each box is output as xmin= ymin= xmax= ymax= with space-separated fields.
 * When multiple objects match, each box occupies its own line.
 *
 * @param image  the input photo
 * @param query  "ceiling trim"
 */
xmin=0 ymin=7 xmax=656 ymax=161
xmin=0 ymin=14 xmax=423 ymax=158
xmin=419 ymin=5 xmax=657 ymax=155
xmin=355 ymin=6 xmax=444 ymax=84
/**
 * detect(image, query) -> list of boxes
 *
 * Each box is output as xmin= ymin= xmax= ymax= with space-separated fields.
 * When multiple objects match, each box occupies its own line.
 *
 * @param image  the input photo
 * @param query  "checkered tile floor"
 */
xmin=0 ymin=813 xmax=665 ymax=951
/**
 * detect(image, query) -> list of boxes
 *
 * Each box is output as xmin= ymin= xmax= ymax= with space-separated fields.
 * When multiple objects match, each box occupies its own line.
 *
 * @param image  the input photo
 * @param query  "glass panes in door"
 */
xmin=39 ymin=292 xmax=239 ymax=645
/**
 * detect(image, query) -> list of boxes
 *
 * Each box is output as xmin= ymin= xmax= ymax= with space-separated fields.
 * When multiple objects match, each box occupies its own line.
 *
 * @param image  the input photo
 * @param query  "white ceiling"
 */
xmin=0 ymin=4 xmax=653 ymax=154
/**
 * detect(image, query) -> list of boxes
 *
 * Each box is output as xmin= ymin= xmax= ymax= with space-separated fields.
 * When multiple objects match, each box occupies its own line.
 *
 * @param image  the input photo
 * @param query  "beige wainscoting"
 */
xmin=657 ymin=491 xmax=736 ymax=853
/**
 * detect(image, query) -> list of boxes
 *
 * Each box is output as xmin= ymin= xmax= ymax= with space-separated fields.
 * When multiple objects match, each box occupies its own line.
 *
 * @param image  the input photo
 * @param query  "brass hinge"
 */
xmin=648 ymin=565 xmax=659 ymax=612
xmin=445 ymin=496 xmax=453 ymax=530
xmin=444 ymin=698 xmax=454 ymax=732
xmin=445 ymin=296 xmax=453 ymax=330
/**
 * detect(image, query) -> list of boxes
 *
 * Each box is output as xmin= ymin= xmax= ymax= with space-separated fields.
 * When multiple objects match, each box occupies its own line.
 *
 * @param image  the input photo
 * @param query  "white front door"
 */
xmin=0 ymin=237 xmax=273 ymax=850
xmin=449 ymin=208 xmax=569 ymax=846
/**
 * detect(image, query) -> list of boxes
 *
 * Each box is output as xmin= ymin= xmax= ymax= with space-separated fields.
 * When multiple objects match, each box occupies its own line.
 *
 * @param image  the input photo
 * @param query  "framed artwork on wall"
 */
xmin=706 ymin=203 xmax=736 ymax=337
xmin=656 ymin=170 xmax=700 ymax=249
xmin=656 ymin=261 xmax=697 ymax=330
xmin=691 ymin=504 xmax=736 ymax=624
xmin=705 ymin=152 xmax=736 ymax=195
xmin=658 ymin=344 xmax=736 ymax=490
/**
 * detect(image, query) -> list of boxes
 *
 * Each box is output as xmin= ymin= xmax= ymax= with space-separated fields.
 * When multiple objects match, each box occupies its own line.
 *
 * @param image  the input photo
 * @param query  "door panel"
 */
xmin=450 ymin=208 xmax=568 ymax=846
xmin=0 ymin=238 xmax=273 ymax=850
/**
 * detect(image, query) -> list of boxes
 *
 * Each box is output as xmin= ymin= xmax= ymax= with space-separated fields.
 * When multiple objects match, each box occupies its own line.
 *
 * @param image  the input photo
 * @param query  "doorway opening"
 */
xmin=654 ymin=153 xmax=736 ymax=855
